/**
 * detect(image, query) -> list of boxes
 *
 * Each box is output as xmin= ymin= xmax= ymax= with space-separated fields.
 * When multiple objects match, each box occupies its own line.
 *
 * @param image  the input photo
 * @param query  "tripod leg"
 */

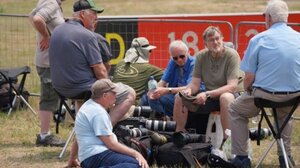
xmin=255 ymin=139 xmax=276 ymax=168
xmin=19 ymin=94 xmax=37 ymax=115
xmin=59 ymin=129 xmax=75 ymax=159
xmin=278 ymin=138 xmax=293 ymax=168
xmin=7 ymin=95 xmax=17 ymax=116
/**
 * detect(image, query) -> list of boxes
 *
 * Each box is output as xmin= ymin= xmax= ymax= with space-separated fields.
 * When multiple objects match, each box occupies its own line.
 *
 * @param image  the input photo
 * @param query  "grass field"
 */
xmin=1 ymin=0 xmax=300 ymax=168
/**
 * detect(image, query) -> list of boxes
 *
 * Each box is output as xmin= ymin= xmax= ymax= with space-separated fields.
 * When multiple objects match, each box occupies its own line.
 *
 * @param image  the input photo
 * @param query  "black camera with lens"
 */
xmin=114 ymin=125 xmax=149 ymax=138
xmin=249 ymin=127 xmax=272 ymax=141
xmin=133 ymin=106 xmax=153 ymax=118
xmin=172 ymin=131 xmax=206 ymax=147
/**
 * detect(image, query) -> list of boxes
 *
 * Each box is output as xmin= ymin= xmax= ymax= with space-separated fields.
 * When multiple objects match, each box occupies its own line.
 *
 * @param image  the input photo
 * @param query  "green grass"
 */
xmin=1 ymin=107 xmax=300 ymax=167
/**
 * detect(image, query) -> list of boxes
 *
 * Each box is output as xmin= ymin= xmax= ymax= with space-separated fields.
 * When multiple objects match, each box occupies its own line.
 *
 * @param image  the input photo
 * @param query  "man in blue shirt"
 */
xmin=75 ymin=79 xmax=148 ymax=168
xmin=230 ymin=0 xmax=300 ymax=167
xmin=147 ymin=40 xmax=195 ymax=117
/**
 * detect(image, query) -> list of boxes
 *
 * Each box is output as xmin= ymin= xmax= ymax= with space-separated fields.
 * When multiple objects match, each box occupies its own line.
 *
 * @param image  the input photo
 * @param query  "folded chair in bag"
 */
xmin=0 ymin=66 xmax=36 ymax=116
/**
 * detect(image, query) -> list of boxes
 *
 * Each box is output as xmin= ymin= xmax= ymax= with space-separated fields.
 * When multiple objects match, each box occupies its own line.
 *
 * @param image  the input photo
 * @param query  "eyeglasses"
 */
xmin=172 ymin=55 xmax=186 ymax=61
xmin=206 ymin=36 xmax=222 ymax=43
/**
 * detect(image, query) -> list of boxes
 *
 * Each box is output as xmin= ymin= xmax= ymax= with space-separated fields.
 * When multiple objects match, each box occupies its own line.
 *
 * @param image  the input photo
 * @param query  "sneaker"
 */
xmin=36 ymin=134 xmax=65 ymax=147
xmin=231 ymin=156 xmax=251 ymax=168
xmin=279 ymin=155 xmax=295 ymax=168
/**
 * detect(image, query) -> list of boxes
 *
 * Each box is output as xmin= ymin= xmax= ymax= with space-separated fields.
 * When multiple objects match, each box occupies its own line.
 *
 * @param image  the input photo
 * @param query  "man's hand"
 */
xmin=193 ymin=92 xmax=206 ymax=105
xmin=134 ymin=151 xmax=149 ymax=168
xmin=181 ymin=88 xmax=192 ymax=96
xmin=150 ymin=87 xmax=168 ymax=99
xmin=39 ymin=36 xmax=50 ymax=51
xmin=65 ymin=158 xmax=80 ymax=168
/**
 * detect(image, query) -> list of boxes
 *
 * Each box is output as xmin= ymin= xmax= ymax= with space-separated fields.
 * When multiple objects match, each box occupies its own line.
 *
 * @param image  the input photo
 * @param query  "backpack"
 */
xmin=0 ymin=82 xmax=29 ymax=112
xmin=156 ymin=142 xmax=211 ymax=167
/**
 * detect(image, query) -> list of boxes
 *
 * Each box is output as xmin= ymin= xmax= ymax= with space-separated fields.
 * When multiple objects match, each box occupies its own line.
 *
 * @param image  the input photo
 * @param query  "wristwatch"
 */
xmin=205 ymin=92 xmax=210 ymax=99
xmin=168 ymin=88 xmax=172 ymax=94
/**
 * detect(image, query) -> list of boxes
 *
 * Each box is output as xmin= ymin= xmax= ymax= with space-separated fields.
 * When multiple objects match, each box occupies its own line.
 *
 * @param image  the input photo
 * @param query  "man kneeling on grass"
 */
xmin=74 ymin=79 xmax=148 ymax=168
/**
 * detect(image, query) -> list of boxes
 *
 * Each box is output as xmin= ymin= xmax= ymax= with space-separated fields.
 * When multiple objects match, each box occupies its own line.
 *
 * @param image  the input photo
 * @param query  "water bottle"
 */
xmin=200 ymin=81 xmax=206 ymax=92
xmin=148 ymin=76 xmax=157 ymax=91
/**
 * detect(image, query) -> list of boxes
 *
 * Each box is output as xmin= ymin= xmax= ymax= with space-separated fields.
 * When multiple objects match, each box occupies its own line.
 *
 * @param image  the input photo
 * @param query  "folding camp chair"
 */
xmin=0 ymin=66 xmax=37 ymax=116
xmin=55 ymin=90 xmax=91 ymax=159
xmin=254 ymin=96 xmax=300 ymax=168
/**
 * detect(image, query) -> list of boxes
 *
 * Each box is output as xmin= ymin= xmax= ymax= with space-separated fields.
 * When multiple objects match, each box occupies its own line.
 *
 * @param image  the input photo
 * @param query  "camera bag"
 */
xmin=155 ymin=142 xmax=211 ymax=167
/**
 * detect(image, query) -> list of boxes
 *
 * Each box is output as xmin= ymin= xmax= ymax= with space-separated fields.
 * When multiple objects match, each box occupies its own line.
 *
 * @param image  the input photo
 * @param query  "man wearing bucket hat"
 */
xmin=113 ymin=37 xmax=163 ymax=105
xmin=74 ymin=79 xmax=148 ymax=168
xmin=49 ymin=0 xmax=136 ymax=167
xmin=147 ymin=40 xmax=195 ymax=117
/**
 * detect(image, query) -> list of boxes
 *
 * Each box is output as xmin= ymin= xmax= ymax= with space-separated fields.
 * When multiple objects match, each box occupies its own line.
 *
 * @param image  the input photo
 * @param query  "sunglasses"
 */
xmin=172 ymin=55 xmax=186 ymax=61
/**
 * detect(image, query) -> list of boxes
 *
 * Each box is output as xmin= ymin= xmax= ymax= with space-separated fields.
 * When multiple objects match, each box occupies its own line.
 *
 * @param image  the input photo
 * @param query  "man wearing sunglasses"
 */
xmin=147 ymin=40 xmax=195 ymax=117
xmin=173 ymin=26 xmax=243 ymax=142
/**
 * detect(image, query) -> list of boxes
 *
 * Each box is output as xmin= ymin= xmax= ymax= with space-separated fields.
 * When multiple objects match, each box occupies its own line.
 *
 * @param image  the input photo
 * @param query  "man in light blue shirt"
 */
xmin=230 ymin=0 xmax=300 ymax=167
xmin=75 ymin=79 xmax=148 ymax=168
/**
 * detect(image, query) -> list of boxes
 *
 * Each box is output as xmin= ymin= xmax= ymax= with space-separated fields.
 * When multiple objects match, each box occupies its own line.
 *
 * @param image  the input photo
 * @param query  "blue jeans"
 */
xmin=148 ymin=94 xmax=174 ymax=116
xmin=80 ymin=150 xmax=140 ymax=168
xmin=139 ymin=92 xmax=149 ymax=106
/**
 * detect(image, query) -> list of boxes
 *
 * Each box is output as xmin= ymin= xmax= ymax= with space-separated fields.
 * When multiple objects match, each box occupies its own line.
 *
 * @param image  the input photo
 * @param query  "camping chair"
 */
xmin=254 ymin=96 xmax=300 ymax=168
xmin=54 ymin=90 xmax=76 ymax=134
xmin=0 ymin=66 xmax=37 ymax=116
xmin=55 ymin=90 xmax=91 ymax=159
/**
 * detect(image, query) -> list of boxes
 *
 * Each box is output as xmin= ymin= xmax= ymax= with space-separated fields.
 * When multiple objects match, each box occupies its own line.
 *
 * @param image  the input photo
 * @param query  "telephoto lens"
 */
xmin=114 ymin=125 xmax=149 ymax=138
xmin=144 ymin=119 xmax=176 ymax=132
xmin=133 ymin=106 xmax=153 ymax=118
xmin=173 ymin=131 xmax=206 ymax=147
xmin=130 ymin=127 xmax=149 ymax=137
xmin=249 ymin=128 xmax=272 ymax=140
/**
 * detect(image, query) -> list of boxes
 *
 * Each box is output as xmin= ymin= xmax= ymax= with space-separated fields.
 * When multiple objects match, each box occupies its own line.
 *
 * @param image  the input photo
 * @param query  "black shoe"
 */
xmin=231 ymin=156 xmax=251 ymax=168
xmin=207 ymin=153 xmax=237 ymax=168
xmin=36 ymin=134 xmax=65 ymax=147
xmin=279 ymin=155 xmax=295 ymax=168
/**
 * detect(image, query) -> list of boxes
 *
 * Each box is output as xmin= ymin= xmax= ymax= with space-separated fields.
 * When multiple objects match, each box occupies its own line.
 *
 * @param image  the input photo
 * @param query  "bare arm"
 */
xmin=152 ymin=80 xmax=187 ymax=98
xmin=243 ymin=72 xmax=255 ymax=92
xmin=91 ymin=63 xmax=108 ymax=79
xmin=191 ymin=78 xmax=237 ymax=105
xmin=104 ymin=62 xmax=111 ymax=73
xmin=186 ymin=77 xmax=201 ymax=95
xmin=100 ymin=135 xmax=149 ymax=168
xmin=67 ymin=139 xmax=80 ymax=167
xmin=29 ymin=15 xmax=50 ymax=51
xmin=205 ymin=78 xmax=238 ymax=98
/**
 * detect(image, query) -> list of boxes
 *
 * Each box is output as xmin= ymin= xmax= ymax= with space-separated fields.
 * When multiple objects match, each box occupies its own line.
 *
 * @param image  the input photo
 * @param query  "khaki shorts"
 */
xmin=36 ymin=66 xmax=59 ymax=112
xmin=114 ymin=82 xmax=131 ymax=105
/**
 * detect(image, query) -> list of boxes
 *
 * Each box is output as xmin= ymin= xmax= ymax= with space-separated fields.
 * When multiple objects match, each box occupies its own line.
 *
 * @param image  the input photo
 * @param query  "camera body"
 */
xmin=173 ymin=131 xmax=206 ymax=147
xmin=133 ymin=106 xmax=153 ymax=118
xmin=114 ymin=125 xmax=149 ymax=138
xmin=249 ymin=128 xmax=272 ymax=140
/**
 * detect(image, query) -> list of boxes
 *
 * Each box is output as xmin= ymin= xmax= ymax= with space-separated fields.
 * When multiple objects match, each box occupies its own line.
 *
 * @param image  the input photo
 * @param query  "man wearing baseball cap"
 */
xmin=49 ymin=0 xmax=137 ymax=166
xmin=73 ymin=0 xmax=104 ymax=14
xmin=74 ymin=79 xmax=148 ymax=168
